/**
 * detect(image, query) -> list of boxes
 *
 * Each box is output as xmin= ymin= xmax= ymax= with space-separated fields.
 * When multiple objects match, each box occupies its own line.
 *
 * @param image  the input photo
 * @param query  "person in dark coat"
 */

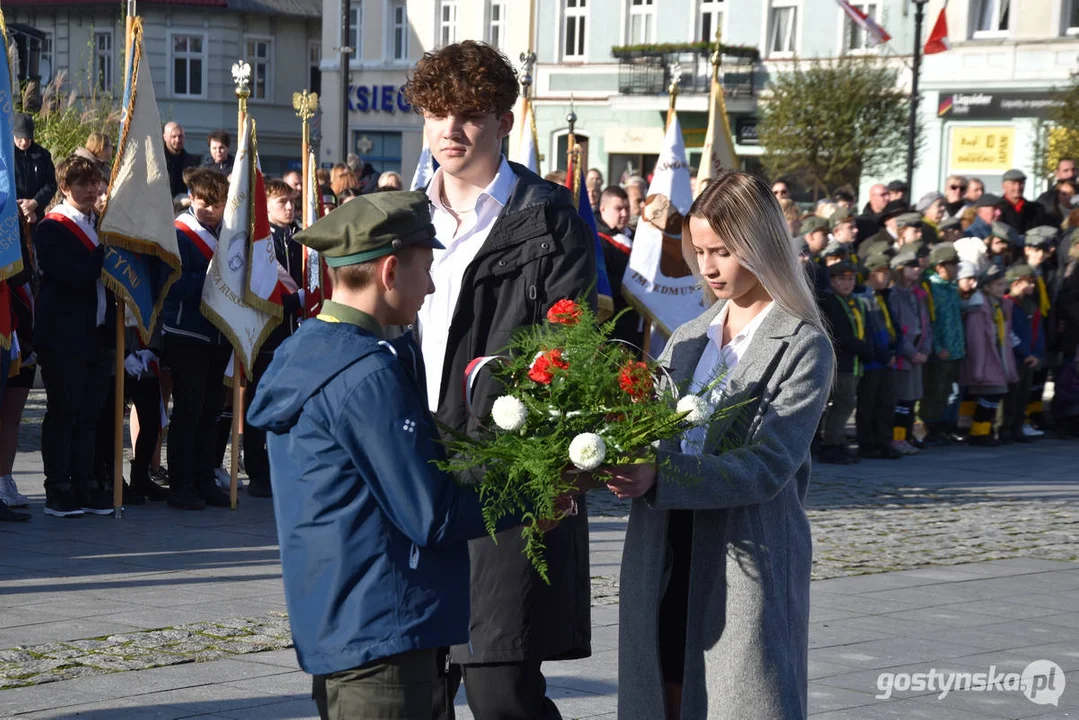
xmin=857 ymin=199 xmax=907 ymax=257
xmin=13 ymin=113 xmax=56 ymax=226
xmin=596 ymin=185 xmax=643 ymax=349
xmin=405 ymin=40 xmax=595 ymax=720
xmin=247 ymin=191 xmax=524 ymax=719
xmin=997 ymin=168 xmax=1046 ymax=233
xmin=201 ymin=129 xmax=235 ymax=176
xmin=347 ymin=153 xmax=380 ymax=194
xmin=163 ymin=121 xmax=202 ymax=199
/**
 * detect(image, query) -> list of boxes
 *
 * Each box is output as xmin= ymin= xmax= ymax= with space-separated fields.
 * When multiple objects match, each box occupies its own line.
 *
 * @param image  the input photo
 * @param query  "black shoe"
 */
xmin=818 ymin=446 xmax=855 ymax=464
xmin=969 ymin=435 xmax=1002 ymax=447
xmin=131 ymin=477 xmax=168 ymax=502
xmin=923 ymin=431 xmax=953 ymax=447
xmin=80 ymin=491 xmax=115 ymax=516
xmin=0 ymin=499 xmax=30 ymax=522
xmin=200 ymin=486 xmax=232 ymax=507
xmin=247 ymin=478 xmax=272 ymax=498
xmin=880 ymin=445 xmax=904 ymax=459
xmin=858 ymin=446 xmax=884 ymax=459
xmin=120 ymin=482 xmax=146 ymax=506
xmin=167 ymin=490 xmax=206 ymax=511
xmin=150 ymin=467 xmax=170 ymax=486
xmin=44 ymin=486 xmax=84 ymax=518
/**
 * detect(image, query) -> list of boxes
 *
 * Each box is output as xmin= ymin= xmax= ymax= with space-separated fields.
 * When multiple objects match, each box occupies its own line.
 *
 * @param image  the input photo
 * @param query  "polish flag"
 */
xmin=836 ymin=0 xmax=892 ymax=45
xmin=924 ymin=7 xmax=951 ymax=55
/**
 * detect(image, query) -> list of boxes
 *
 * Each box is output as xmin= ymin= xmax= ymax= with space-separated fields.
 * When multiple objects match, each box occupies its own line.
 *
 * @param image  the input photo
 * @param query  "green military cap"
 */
xmin=822 ymin=240 xmax=849 ymax=258
xmin=801 ymin=216 xmax=829 ymax=235
xmin=979 ymin=264 xmax=1006 ymax=287
xmin=989 ymin=221 xmax=1015 ymax=243
xmin=294 ymin=190 xmax=443 ymax=268
xmin=829 ymin=207 xmax=855 ymax=230
xmin=928 ymin=242 xmax=959 ymax=266
xmin=1023 ymin=226 xmax=1057 ymax=248
xmin=860 ymin=240 xmax=892 ymax=259
xmin=896 ymin=212 xmax=923 ymax=229
xmin=890 ymin=248 xmax=920 ymax=270
xmin=828 ymin=259 xmax=856 ymax=276
xmin=906 ymin=240 xmax=929 ymax=258
xmin=864 ymin=253 xmax=891 ymax=272
xmin=1005 ymin=263 xmax=1035 ymax=283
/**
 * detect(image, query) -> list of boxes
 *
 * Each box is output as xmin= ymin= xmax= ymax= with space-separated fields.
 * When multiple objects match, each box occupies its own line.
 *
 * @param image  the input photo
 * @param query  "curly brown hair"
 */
xmin=404 ymin=40 xmax=518 ymax=117
xmin=55 ymin=155 xmax=103 ymax=191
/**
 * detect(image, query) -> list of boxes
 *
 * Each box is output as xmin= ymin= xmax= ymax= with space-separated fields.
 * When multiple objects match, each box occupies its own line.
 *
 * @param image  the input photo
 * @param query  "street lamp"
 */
xmin=906 ymin=0 xmax=930 ymax=192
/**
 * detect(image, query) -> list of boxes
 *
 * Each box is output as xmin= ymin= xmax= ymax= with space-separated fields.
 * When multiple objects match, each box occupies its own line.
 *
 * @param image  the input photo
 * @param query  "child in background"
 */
xmin=959 ymin=266 xmax=1019 ymax=447
xmin=818 ymin=260 xmax=875 ymax=464
xmin=887 ymin=248 xmax=933 ymax=454
xmin=955 ymin=261 xmax=980 ymax=435
xmin=855 ymin=254 xmax=902 ymax=459
xmin=920 ymin=243 xmax=966 ymax=445
xmin=1023 ymin=227 xmax=1058 ymax=434
xmin=1002 ymin=264 xmax=1043 ymax=444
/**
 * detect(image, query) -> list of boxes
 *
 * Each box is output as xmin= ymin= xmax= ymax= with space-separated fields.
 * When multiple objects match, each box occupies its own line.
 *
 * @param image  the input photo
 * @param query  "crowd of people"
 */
xmin=791 ymin=164 xmax=1079 ymax=463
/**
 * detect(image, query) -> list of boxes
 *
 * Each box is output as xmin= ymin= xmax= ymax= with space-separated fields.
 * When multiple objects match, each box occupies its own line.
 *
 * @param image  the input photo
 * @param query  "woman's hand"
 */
xmin=602 ymin=461 xmax=658 ymax=500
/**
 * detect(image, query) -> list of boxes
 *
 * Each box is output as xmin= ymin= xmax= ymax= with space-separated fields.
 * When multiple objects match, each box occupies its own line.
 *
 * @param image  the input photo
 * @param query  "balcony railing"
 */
xmin=613 ymin=44 xmax=759 ymax=98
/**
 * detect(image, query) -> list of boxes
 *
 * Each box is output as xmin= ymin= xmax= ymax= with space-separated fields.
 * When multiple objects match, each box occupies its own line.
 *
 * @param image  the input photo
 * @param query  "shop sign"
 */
xmin=348 ymin=84 xmax=412 ymax=114
xmin=938 ymin=91 xmax=1062 ymax=120
xmin=948 ymin=126 xmax=1014 ymax=172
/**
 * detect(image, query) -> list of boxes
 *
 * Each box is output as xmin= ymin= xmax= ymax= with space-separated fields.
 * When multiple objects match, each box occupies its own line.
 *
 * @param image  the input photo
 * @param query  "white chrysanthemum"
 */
xmin=491 ymin=395 xmax=528 ymax=431
xmin=568 ymin=432 xmax=607 ymax=471
xmin=677 ymin=395 xmax=712 ymax=426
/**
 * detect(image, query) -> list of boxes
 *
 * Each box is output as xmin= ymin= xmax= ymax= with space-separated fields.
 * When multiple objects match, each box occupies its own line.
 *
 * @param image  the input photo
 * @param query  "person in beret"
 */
xmin=895 ymin=213 xmax=924 ymax=251
xmin=853 ymin=252 xmax=903 ymax=458
xmin=829 ymin=207 xmax=859 ymax=252
xmin=1000 ymin=262 xmax=1045 ymax=444
xmin=247 ymin=190 xmax=524 ymax=719
xmin=919 ymin=243 xmax=966 ymax=445
xmin=857 ymin=199 xmax=909 ymax=257
xmin=887 ymin=248 xmax=933 ymax=453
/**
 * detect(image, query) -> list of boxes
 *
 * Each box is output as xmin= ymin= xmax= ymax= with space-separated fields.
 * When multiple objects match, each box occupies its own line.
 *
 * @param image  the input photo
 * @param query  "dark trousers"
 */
xmin=919 ymin=358 xmax=960 ymax=429
xmin=1029 ymin=367 xmax=1050 ymax=423
xmin=1004 ymin=364 xmax=1035 ymax=441
xmin=242 ymin=351 xmax=274 ymax=483
xmin=822 ymin=372 xmax=858 ymax=446
xmin=38 ymin=349 xmax=111 ymax=498
xmin=95 ymin=360 xmax=160 ymax=485
xmin=856 ymin=367 xmax=896 ymax=450
xmin=460 ymin=661 xmax=562 ymax=720
xmin=971 ymin=393 xmax=1004 ymax=438
xmin=164 ymin=336 xmax=231 ymax=496
xmin=312 ymin=648 xmax=440 ymax=720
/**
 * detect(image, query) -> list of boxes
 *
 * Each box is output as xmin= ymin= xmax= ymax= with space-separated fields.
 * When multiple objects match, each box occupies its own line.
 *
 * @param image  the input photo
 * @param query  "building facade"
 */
xmin=7 ymin=0 xmax=321 ymax=176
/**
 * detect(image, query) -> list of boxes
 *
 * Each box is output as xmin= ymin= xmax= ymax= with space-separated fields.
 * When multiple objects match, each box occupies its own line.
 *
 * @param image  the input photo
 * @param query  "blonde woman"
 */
xmin=604 ymin=170 xmax=834 ymax=720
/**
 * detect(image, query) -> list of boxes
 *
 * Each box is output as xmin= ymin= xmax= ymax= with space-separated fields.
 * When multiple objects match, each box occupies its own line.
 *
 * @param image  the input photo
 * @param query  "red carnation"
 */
xmin=528 ymin=349 xmax=569 ymax=385
xmin=547 ymin=299 xmax=582 ymax=326
xmin=618 ymin=360 xmax=652 ymax=401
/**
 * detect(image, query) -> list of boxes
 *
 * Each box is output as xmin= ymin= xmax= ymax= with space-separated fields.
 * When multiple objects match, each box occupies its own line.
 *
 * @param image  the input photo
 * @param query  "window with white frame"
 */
xmin=972 ymin=0 xmax=1009 ymax=37
xmin=767 ymin=0 xmax=798 ymax=56
xmin=170 ymin=33 xmax=205 ymax=98
xmin=439 ymin=1 xmax=458 ymax=47
xmin=37 ymin=31 xmax=54 ymax=84
xmin=1066 ymin=0 xmax=1079 ymax=34
xmin=391 ymin=1 xmax=409 ymax=59
xmin=628 ymin=0 xmax=656 ymax=44
xmin=244 ymin=38 xmax=272 ymax=101
xmin=698 ymin=0 xmax=724 ymax=42
xmin=488 ymin=1 xmax=507 ymax=49
xmin=349 ymin=0 xmax=363 ymax=59
xmin=564 ymin=0 xmax=588 ymax=59
xmin=94 ymin=30 xmax=113 ymax=93
xmin=308 ymin=41 xmax=321 ymax=94
xmin=845 ymin=1 xmax=880 ymax=51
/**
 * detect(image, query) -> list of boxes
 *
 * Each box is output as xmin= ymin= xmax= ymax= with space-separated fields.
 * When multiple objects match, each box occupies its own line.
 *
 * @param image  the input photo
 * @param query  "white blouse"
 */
xmin=680 ymin=301 xmax=774 ymax=455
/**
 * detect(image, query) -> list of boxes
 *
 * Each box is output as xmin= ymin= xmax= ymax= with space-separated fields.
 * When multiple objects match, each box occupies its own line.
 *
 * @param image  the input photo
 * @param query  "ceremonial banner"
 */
xmin=240 ymin=121 xmax=285 ymax=318
xmin=565 ymin=153 xmax=613 ymax=318
xmin=409 ymin=136 xmax=437 ymax=191
xmin=0 ymin=12 xmax=26 ymax=281
xmin=303 ymin=149 xmax=329 ymax=317
xmin=695 ymin=49 xmax=739 ymax=198
xmin=97 ymin=17 xmax=181 ymax=344
xmin=622 ymin=114 xmax=706 ymax=338
xmin=516 ymin=103 xmax=541 ymax=174
xmin=201 ymin=116 xmax=279 ymax=375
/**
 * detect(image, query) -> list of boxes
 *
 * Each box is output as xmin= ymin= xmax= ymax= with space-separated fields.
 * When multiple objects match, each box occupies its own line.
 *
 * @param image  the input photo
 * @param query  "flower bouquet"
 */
xmin=437 ymin=298 xmax=745 ymax=582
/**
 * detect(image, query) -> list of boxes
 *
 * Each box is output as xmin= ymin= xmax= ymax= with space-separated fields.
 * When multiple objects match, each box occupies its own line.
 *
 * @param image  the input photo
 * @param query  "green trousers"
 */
xmin=315 ymin=648 xmax=440 ymax=720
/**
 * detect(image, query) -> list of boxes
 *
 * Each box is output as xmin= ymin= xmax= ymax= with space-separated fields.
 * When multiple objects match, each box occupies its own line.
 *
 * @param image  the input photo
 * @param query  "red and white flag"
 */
xmin=836 ymin=0 xmax=892 ymax=45
xmin=302 ymin=150 xmax=329 ymax=318
xmin=924 ymin=6 xmax=951 ymax=55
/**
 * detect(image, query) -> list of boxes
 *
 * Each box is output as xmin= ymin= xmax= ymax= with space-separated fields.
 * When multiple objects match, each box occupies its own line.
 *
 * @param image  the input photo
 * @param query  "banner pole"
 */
xmin=113 ymin=301 xmax=125 ymax=518
xmin=230 ymin=361 xmax=242 ymax=510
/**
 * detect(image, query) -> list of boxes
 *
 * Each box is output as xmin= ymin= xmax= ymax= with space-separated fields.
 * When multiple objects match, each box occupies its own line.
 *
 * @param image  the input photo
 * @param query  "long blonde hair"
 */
xmin=683 ymin=170 xmax=825 ymax=333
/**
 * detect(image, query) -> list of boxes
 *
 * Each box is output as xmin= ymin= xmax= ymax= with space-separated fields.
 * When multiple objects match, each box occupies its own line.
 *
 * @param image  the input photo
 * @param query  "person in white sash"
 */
xmin=33 ymin=156 xmax=115 ymax=518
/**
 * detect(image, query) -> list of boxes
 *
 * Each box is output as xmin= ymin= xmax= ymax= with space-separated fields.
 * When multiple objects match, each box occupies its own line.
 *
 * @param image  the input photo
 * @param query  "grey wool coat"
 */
xmin=617 ymin=301 xmax=834 ymax=720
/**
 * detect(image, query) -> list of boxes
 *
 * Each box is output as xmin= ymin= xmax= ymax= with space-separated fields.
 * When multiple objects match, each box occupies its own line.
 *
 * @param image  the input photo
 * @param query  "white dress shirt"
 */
xmin=418 ymin=156 xmax=518 ymax=411
xmin=681 ymin=301 xmax=775 ymax=455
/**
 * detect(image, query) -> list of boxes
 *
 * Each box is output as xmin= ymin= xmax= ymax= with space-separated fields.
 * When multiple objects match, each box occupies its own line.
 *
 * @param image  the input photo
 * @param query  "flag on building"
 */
xmin=201 ymin=116 xmax=280 ymax=375
xmin=302 ymin=150 xmax=329 ymax=317
xmin=695 ymin=47 xmax=739 ymax=198
xmin=622 ymin=114 xmax=706 ymax=339
xmin=0 ymin=11 xmax=26 ymax=282
xmin=96 ymin=16 xmax=181 ymax=344
xmin=516 ymin=102 xmax=541 ymax=173
xmin=836 ymin=0 xmax=892 ymax=45
xmin=566 ymin=146 xmax=613 ymax=319
xmin=924 ymin=6 xmax=951 ymax=55
xmin=410 ymin=136 xmax=438 ymax=190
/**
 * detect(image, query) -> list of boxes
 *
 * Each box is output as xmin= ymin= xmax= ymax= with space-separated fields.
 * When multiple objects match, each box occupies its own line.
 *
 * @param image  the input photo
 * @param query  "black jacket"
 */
xmin=1057 ymin=258 xmax=1079 ymax=357
xmin=32 ymin=216 xmax=114 ymax=358
xmin=433 ymin=162 xmax=596 ymax=665
xmin=263 ymin=223 xmax=304 ymax=353
xmin=820 ymin=291 xmax=875 ymax=374
xmin=996 ymin=197 xmax=1046 ymax=234
xmin=596 ymin=218 xmax=643 ymax=349
xmin=14 ymin=142 xmax=56 ymax=214
xmin=164 ymin=147 xmax=202 ymax=197
xmin=354 ymin=162 xmax=379 ymax=194
xmin=201 ymin=154 xmax=235 ymax=176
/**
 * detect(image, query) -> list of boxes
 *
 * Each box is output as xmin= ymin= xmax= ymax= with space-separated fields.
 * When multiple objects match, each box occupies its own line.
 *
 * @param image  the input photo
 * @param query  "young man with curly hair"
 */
xmin=404 ymin=40 xmax=596 ymax=720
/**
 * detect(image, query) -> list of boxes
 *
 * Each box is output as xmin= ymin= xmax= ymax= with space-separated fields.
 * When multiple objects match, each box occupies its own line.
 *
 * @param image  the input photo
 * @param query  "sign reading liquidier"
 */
xmin=938 ymin=91 xmax=1063 ymax=120
xmin=948 ymin=126 xmax=1014 ymax=173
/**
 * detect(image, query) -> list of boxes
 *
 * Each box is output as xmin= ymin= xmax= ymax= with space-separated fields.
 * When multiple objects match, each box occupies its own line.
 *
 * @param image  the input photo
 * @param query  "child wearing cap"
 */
xmin=920 ymin=243 xmax=966 ymax=445
xmin=955 ymin=260 xmax=981 ymax=435
xmin=887 ymin=249 xmax=933 ymax=454
xmin=958 ymin=266 xmax=1019 ymax=446
xmin=855 ymin=254 xmax=903 ymax=459
xmin=1002 ymin=264 xmax=1043 ymax=443
xmin=1023 ymin=227 xmax=1058 ymax=432
xmin=818 ymin=261 xmax=875 ymax=464
xmin=246 ymin=190 xmax=526 ymax=719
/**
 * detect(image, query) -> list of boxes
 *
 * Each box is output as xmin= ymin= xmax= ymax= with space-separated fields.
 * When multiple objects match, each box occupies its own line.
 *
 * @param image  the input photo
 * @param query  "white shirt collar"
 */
xmin=426 ymin=155 xmax=515 ymax=214
xmin=707 ymin=301 xmax=775 ymax=352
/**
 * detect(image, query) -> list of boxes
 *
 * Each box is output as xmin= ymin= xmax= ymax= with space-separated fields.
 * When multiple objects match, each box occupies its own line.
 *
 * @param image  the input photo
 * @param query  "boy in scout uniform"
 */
xmin=246 ymin=191 xmax=514 ymax=720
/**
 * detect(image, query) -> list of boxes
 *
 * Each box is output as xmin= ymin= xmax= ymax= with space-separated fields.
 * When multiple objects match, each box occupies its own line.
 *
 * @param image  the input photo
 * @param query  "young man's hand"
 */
xmin=1023 ymin=355 xmax=1039 ymax=369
